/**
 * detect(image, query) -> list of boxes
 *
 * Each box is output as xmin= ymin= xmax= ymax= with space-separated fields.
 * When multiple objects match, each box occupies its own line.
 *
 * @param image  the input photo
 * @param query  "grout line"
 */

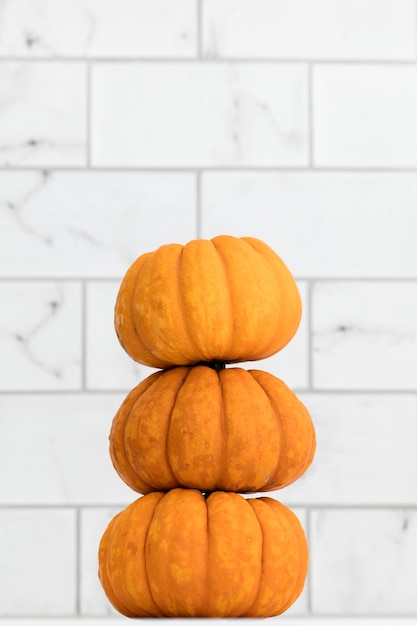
xmin=307 ymin=280 xmax=314 ymax=391
xmin=75 ymin=507 xmax=81 ymax=616
xmin=197 ymin=0 xmax=203 ymax=59
xmin=305 ymin=506 xmax=313 ymax=615
xmin=308 ymin=63 xmax=314 ymax=168
xmin=81 ymin=280 xmax=88 ymax=392
xmin=1 ymin=165 xmax=417 ymax=173
xmin=196 ymin=170 xmax=202 ymax=237
xmin=1 ymin=503 xmax=416 ymax=510
xmin=0 ymin=56 xmax=417 ymax=64
xmin=2 ymin=387 xmax=417 ymax=395
xmin=5 ymin=275 xmax=417 ymax=282
xmin=86 ymin=61 xmax=92 ymax=168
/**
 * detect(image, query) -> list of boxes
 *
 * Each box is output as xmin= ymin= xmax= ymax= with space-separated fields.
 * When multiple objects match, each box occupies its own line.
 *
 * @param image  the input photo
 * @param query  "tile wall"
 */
xmin=0 ymin=0 xmax=416 ymax=622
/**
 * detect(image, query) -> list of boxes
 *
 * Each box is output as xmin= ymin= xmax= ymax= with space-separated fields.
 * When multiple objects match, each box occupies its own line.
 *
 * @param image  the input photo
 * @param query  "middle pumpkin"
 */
xmin=110 ymin=365 xmax=316 ymax=495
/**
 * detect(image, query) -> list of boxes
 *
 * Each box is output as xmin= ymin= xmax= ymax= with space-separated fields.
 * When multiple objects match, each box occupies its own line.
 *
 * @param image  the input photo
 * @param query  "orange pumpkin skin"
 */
xmin=114 ymin=235 xmax=301 ymax=368
xmin=98 ymin=489 xmax=308 ymax=618
xmin=109 ymin=365 xmax=315 ymax=494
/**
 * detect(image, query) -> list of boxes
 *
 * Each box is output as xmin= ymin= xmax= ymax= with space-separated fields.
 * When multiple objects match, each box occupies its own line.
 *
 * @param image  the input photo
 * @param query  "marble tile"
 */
xmin=0 ymin=63 xmax=86 ymax=166
xmin=81 ymin=507 xmax=125 ymax=616
xmin=312 ymin=282 xmax=417 ymax=390
xmin=201 ymin=171 xmax=417 ymax=278
xmin=203 ymin=0 xmax=416 ymax=60
xmin=0 ymin=508 xmax=76 ymax=615
xmin=92 ymin=63 xmax=309 ymax=167
xmin=0 ymin=171 xmax=196 ymax=277
xmin=313 ymin=65 xmax=417 ymax=167
xmin=0 ymin=281 xmax=82 ymax=391
xmin=86 ymin=281 xmax=155 ymax=391
xmin=278 ymin=393 xmax=417 ymax=506
xmin=0 ymin=0 xmax=197 ymax=58
xmin=0 ymin=393 xmax=134 ymax=504
xmin=311 ymin=508 xmax=417 ymax=614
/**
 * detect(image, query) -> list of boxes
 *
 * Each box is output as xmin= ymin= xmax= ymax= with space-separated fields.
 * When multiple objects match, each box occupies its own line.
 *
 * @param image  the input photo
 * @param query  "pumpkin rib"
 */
xmin=106 ymin=505 xmax=150 ymax=616
xmin=241 ymin=237 xmax=302 ymax=360
xmin=110 ymin=372 xmax=162 ymax=494
xmin=163 ymin=367 xmax=190 ymax=489
xmin=142 ymin=494 xmax=168 ymax=617
xmin=262 ymin=498 xmax=308 ymax=615
xmin=99 ymin=513 xmax=137 ymax=618
xmin=249 ymin=370 xmax=315 ymax=490
xmin=177 ymin=243 xmax=216 ymax=363
xmin=209 ymin=238 xmax=235 ymax=360
xmin=124 ymin=370 xmax=184 ymax=491
xmin=216 ymin=371 xmax=228 ymax=489
xmin=116 ymin=252 xmax=168 ymax=369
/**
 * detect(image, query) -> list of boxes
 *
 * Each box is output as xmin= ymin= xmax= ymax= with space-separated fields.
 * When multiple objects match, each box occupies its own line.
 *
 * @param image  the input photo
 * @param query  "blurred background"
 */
xmin=1 ymin=0 xmax=417 ymax=623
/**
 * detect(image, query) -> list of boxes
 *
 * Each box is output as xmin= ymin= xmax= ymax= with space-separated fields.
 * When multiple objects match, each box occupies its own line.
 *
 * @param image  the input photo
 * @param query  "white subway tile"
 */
xmin=86 ymin=281 xmax=155 ymax=390
xmin=312 ymin=282 xmax=417 ymax=390
xmin=203 ymin=0 xmax=416 ymax=60
xmin=279 ymin=393 xmax=417 ymax=506
xmin=0 ymin=0 xmax=197 ymax=58
xmin=0 ymin=509 xmax=76 ymax=615
xmin=202 ymin=171 xmax=417 ymax=278
xmin=0 ymin=393 xmax=134 ymax=504
xmin=81 ymin=507 xmax=125 ymax=616
xmin=240 ymin=281 xmax=309 ymax=390
xmin=0 ymin=63 xmax=85 ymax=166
xmin=0 ymin=281 xmax=82 ymax=391
xmin=0 ymin=171 xmax=196 ymax=278
xmin=311 ymin=509 xmax=417 ymax=614
xmin=313 ymin=65 xmax=417 ymax=168
xmin=92 ymin=63 xmax=308 ymax=167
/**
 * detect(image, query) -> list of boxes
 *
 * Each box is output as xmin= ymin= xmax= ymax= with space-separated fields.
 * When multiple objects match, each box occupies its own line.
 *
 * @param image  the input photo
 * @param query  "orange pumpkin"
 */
xmin=114 ymin=235 xmax=301 ymax=368
xmin=99 ymin=488 xmax=308 ymax=618
xmin=109 ymin=364 xmax=315 ymax=494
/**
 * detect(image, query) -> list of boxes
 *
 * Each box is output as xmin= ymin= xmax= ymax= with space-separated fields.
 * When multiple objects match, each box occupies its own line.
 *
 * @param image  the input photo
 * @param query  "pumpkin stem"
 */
xmin=194 ymin=361 xmax=226 ymax=371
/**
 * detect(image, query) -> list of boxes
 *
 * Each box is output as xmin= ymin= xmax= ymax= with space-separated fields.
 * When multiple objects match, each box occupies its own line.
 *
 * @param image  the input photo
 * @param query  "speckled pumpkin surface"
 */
xmin=114 ymin=235 xmax=302 ymax=368
xmin=109 ymin=365 xmax=316 ymax=494
xmin=99 ymin=489 xmax=308 ymax=618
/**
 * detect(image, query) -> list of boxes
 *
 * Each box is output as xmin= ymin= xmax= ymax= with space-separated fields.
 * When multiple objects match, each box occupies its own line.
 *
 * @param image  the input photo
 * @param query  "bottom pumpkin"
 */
xmin=99 ymin=488 xmax=308 ymax=618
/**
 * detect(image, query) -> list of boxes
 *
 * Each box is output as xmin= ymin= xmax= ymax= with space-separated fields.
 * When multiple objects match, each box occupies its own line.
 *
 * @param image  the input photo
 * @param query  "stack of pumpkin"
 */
xmin=98 ymin=235 xmax=316 ymax=618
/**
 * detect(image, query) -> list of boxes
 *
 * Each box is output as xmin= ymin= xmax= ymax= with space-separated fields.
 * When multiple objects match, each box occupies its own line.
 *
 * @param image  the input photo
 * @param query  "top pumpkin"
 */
xmin=115 ymin=235 xmax=301 ymax=369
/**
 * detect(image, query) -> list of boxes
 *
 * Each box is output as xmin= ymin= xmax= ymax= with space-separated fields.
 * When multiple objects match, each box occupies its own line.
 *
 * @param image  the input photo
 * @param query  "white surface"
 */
xmin=0 ymin=0 xmax=197 ymax=58
xmin=0 ymin=509 xmax=76 ymax=615
xmin=202 ymin=171 xmax=417 ymax=278
xmin=0 ymin=63 xmax=85 ymax=166
xmin=313 ymin=282 xmax=417 ymax=390
xmin=0 ymin=171 xmax=196 ymax=277
xmin=313 ymin=65 xmax=417 ymax=167
xmin=203 ymin=0 xmax=416 ymax=60
xmin=91 ymin=63 xmax=309 ymax=167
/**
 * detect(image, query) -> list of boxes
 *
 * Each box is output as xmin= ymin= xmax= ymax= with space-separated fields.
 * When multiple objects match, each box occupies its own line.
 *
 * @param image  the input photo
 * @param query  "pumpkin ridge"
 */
xmin=216 ymin=371 xmax=228 ymax=489
xmin=250 ymin=373 xmax=286 ymax=491
xmin=99 ymin=513 xmax=137 ymax=617
xmin=242 ymin=237 xmax=302 ymax=360
xmin=262 ymin=498 xmax=307 ymax=615
xmin=107 ymin=505 xmax=151 ymax=616
xmin=112 ymin=374 xmax=162 ymax=494
xmin=164 ymin=366 xmax=191 ymax=489
xmin=209 ymin=238 xmax=237 ymax=359
xmin=176 ymin=244 xmax=210 ymax=363
xmin=241 ymin=499 xmax=265 ymax=616
xmin=125 ymin=252 xmax=170 ymax=369
xmin=142 ymin=494 xmax=167 ymax=617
